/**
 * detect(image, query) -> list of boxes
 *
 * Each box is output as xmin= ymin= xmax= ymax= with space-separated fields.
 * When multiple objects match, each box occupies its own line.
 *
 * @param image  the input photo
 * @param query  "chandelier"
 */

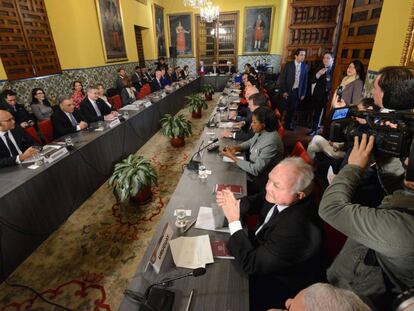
xmin=182 ymin=0 xmax=207 ymax=8
xmin=200 ymin=1 xmax=219 ymax=23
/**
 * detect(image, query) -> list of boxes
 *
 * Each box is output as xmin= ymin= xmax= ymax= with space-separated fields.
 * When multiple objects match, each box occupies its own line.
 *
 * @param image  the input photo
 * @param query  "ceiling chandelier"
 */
xmin=200 ymin=1 xmax=220 ymax=23
xmin=182 ymin=0 xmax=207 ymax=8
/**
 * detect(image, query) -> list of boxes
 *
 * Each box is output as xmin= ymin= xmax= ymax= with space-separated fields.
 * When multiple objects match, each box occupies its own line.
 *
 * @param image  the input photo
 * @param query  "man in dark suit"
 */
xmin=115 ymin=67 xmax=127 ymax=92
xmin=51 ymin=95 xmax=88 ymax=139
xmin=216 ymin=157 xmax=324 ymax=311
xmin=0 ymin=90 xmax=33 ymax=128
xmin=80 ymin=86 xmax=118 ymax=124
xmin=308 ymin=52 xmax=334 ymax=136
xmin=141 ymin=66 xmax=153 ymax=84
xmin=131 ymin=66 xmax=143 ymax=91
xmin=171 ymin=66 xmax=182 ymax=82
xmin=0 ymin=109 xmax=38 ymax=168
xmin=208 ymin=62 xmax=221 ymax=75
xmin=224 ymin=60 xmax=236 ymax=75
xmin=279 ymin=48 xmax=308 ymax=130
xmin=150 ymin=69 xmax=164 ymax=92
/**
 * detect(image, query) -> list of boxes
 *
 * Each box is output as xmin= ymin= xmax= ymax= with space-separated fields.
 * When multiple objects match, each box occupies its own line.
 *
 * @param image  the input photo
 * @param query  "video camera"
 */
xmin=329 ymin=106 xmax=414 ymax=181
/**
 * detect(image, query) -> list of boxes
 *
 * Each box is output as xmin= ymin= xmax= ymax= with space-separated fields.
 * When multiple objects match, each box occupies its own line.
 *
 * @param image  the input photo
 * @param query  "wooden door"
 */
xmin=332 ymin=0 xmax=383 ymax=89
xmin=134 ymin=26 xmax=145 ymax=67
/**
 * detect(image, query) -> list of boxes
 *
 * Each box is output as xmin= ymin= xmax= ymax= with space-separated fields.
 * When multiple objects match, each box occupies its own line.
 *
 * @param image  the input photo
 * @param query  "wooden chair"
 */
xmin=290 ymin=141 xmax=313 ymax=165
xmin=108 ymin=95 xmax=122 ymax=111
xmin=38 ymin=119 xmax=54 ymax=144
xmin=24 ymin=126 xmax=42 ymax=145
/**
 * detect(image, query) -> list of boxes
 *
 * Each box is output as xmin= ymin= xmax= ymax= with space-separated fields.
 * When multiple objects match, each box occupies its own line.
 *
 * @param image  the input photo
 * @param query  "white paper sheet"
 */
xmin=169 ymin=235 xmax=214 ymax=269
xmin=222 ymin=156 xmax=244 ymax=163
xmin=195 ymin=206 xmax=230 ymax=233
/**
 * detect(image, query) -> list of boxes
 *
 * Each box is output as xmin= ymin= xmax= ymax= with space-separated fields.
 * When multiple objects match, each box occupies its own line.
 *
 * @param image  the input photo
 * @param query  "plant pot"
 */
xmin=191 ymin=108 xmax=202 ymax=119
xmin=133 ymin=185 xmax=153 ymax=205
xmin=170 ymin=136 xmax=185 ymax=147
xmin=205 ymin=93 xmax=213 ymax=101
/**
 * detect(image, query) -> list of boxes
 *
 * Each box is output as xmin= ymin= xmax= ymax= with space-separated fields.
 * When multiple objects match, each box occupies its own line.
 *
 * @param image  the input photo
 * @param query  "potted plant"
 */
xmin=201 ymin=84 xmax=215 ymax=100
xmin=186 ymin=94 xmax=208 ymax=119
xmin=160 ymin=113 xmax=192 ymax=147
xmin=108 ymin=154 xmax=158 ymax=205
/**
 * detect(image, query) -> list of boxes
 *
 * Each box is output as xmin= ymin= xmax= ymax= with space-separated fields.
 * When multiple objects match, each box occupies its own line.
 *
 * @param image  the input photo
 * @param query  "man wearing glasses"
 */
xmin=0 ymin=109 xmax=38 ymax=168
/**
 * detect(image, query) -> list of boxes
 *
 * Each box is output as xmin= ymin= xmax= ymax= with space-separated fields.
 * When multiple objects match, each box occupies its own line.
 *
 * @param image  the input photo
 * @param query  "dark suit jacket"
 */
xmin=279 ymin=61 xmax=308 ymax=98
xmin=311 ymin=66 xmax=333 ymax=104
xmin=208 ymin=66 xmax=221 ymax=75
xmin=0 ymin=101 xmax=33 ymax=125
xmin=79 ymin=97 xmax=112 ymax=123
xmin=141 ymin=72 xmax=153 ymax=84
xmin=228 ymin=193 xmax=324 ymax=294
xmin=120 ymin=88 xmax=136 ymax=107
xmin=171 ymin=72 xmax=182 ymax=82
xmin=131 ymin=72 xmax=143 ymax=90
xmin=180 ymin=70 xmax=189 ymax=80
xmin=115 ymin=76 xmax=124 ymax=91
xmin=51 ymin=106 xmax=85 ymax=139
xmin=0 ymin=126 xmax=35 ymax=168
xmin=150 ymin=78 xmax=164 ymax=92
xmin=224 ymin=66 xmax=236 ymax=75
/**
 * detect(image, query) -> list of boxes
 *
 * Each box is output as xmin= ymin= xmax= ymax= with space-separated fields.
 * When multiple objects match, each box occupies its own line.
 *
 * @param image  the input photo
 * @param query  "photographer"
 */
xmin=319 ymin=134 xmax=414 ymax=311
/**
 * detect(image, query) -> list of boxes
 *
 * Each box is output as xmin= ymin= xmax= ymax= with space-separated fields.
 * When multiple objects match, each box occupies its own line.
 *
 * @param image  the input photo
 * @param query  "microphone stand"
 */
xmin=186 ymin=138 xmax=219 ymax=171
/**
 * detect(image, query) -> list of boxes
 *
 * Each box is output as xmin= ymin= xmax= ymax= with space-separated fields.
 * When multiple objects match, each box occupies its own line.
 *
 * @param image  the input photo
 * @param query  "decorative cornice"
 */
xmin=401 ymin=2 xmax=414 ymax=66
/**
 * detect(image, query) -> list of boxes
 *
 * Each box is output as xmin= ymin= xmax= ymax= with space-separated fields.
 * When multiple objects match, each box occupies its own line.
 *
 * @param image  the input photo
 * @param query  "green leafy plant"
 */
xmin=160 ymin=114 xmax=192 ymax=138
xmin=185 ymin=94 xmax=208 ymax=113
xmin=201 ymin=84 xmax=215 ymax=95
xmin=108 ymin=155 xmax=158 ymax=203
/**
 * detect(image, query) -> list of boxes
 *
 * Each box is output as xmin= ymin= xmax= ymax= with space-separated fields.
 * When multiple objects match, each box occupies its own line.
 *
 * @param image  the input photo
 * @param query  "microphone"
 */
xmin=187 ymin=139 xmax=219 ymax=171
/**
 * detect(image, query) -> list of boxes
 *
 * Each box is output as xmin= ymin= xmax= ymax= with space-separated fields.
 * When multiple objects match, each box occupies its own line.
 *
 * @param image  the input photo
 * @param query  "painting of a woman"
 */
xmin=176 ymin=21 xmax=190 ymax=54
xmin=168 ymin=14 xmax=193 ymax=57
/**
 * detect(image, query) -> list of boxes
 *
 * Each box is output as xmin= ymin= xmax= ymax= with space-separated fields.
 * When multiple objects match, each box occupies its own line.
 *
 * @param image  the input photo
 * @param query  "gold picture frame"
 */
xmin=167 ymin=12 xmax=194 ymax=58
xmin=95 ymin=0 xmax=128 ymax=62
xmin=153 ymin=4 xmax=167 ymax=58
xmin=242 ymin=6 xmax=275 ymax=55
xmin=401 ymin=2 xmax=414 ymax=68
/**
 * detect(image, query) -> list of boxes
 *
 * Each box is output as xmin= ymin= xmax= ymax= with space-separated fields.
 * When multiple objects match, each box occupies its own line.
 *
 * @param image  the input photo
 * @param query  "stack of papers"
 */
xmin=169 ymin=235 xmax=214 ymax=269
xmin=195 ymin=206 xmax=230 ymax=233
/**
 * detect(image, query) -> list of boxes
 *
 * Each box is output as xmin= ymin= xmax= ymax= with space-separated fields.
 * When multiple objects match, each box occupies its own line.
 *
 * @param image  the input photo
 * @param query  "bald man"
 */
xmin=0 ymin=109 xmax=38 ymax=168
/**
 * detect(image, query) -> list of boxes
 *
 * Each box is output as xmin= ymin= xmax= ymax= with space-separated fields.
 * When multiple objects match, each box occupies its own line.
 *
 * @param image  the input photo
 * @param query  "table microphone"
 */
xmin=137 ymin=268 xmax=206 ymax=311
xmin=187 ymin=139 xmax=219 ymax=171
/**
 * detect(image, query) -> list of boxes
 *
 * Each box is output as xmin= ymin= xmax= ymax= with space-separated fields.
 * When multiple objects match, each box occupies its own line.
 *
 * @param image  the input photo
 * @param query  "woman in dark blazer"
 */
xmin=120 ymin=76 xmax=136 ymax=107
xmin=180 ymin=65 xmax=190 ymax=80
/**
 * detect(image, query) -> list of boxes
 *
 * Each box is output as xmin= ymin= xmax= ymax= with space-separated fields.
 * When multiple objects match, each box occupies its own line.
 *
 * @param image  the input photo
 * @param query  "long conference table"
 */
xmin=119 ymin=88 xmax=249 ymax=310
xmin=0 ymin=77 xmax=210 ymax=279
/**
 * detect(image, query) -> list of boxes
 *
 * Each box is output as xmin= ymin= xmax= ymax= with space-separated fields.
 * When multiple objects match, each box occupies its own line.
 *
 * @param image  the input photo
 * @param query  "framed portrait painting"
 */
xmin=243 ymin=6 xmax=275 ymax=55
xmin=168 ymin=13 xmax=193 ymax=57
xmin=95 ymin=0 xmax=128 ymax=62
xmin=153 ymin=4 xmax=167 ymax=57
xmin=401 ymin=3 xmax=414 ymax=68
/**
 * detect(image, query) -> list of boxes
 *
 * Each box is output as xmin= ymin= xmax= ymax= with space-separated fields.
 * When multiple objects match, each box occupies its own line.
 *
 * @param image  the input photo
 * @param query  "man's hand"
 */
xmin=19 ymin=147 xmax=39 ymax=161
xmin=222 ymin=130 xmax=233 ymax=138
xmin=79 ymin=121 xmax=88 ymax=130
xmin=316 ymin=68 xmax=327 ymax=78
xmin=348 ymin=134 xmax=375 ymax=169
xmin=104 ymin=114 xmax=116 ymax=121
xmin=282 ymin=92 xmax=288 ymax=99
xmin=111 ymin=111 xmax=119 ymax=117
xmin=228 ymin=111 xmax=237 ymax=120
xmin=233 ymin=121 xmax=245 ymax=129
xmin=20 ymin=122 xmax=29 ymax=128
xmin=216 ymin=189 xmax=240 ymax=223
xmin=300 ymin=96 xmax=305 ymax=101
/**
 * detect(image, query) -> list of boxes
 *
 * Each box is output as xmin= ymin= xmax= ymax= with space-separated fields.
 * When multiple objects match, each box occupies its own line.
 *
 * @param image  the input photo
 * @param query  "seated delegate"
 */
xmin=0 ymin=90 xmax=34 ymax=129
xmin=30 ymin=87 xmax=53 ymax=121
xmin=0 ymin=109 xmax=39 ymax=168
xmin=51 ymin=95 xmax=88 ymax=139
xmin=222 ymin=106 xmax=283 ymax=193
xmin=80 ymin=86 xmax=118 ymax=123
xmin=216 ymin=157 xmax=325 ymax=310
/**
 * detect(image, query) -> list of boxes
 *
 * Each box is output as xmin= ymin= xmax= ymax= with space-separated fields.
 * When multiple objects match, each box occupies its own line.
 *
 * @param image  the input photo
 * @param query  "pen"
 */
xmin=183 ymin=218 xmax=197 ymax=233
xmin=185 ymin=289 xmax=194 ymax=311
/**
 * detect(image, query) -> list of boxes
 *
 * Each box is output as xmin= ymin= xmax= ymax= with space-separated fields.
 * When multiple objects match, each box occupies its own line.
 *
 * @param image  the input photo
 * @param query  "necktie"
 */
xmin=5 ymin=131 xmax=19 ymax=157
xmin=69 ymin=113 xmax=78 ymax=126
xmin=255 ymin=205 xmax=278 ymax=235
xmin=92 ymin=101 xmax=102 ymax=117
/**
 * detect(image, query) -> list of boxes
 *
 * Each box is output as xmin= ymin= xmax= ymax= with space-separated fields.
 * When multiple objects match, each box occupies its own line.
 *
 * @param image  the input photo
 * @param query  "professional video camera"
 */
xmin=329 ymin=106 xmax=414 ymax=181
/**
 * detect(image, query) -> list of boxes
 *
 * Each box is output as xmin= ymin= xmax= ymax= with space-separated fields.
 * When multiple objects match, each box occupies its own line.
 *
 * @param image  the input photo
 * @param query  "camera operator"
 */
xmin=319 ymin=134 xmax=414 ymax=311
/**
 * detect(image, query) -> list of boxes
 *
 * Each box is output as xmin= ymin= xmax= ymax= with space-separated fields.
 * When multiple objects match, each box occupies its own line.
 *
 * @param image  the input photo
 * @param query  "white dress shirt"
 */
xmin=0 ymin=130 xmax=22 ymax=163
xmin=293 ymin=60 xmax=301 ymax=89
xmin=228 ymin=204 xmax=289 ymax=236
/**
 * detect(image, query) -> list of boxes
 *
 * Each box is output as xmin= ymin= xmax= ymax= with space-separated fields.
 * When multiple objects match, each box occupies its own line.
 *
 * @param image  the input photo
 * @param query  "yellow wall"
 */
xmin=159 ymin=0 xmax=287 ymax=56
xmin=369 ymin=0 xmax=413 ymax=71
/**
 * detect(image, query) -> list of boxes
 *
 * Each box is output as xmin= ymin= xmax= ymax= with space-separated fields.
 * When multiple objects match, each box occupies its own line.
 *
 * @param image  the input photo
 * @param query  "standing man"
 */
xmin=115 ymin=68 xmax=127 ymax=92
xmin=308 ymin=52 xmax=334 ymax=136
xmin=279 ymin=48 xmax=308 ymax=130
xmin=131 ymin=66 xmax=143 ymax=91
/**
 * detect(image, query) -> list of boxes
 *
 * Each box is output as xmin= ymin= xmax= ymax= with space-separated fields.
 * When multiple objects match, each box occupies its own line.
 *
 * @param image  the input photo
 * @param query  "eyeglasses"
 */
xmin=0 ymin=117 xmax=15 ymax=122
xmin=36 ymin=92 xmax=44 ymax=95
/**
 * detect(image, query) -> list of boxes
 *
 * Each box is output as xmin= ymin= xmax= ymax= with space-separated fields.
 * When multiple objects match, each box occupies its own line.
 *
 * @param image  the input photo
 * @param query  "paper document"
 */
xmin=219 ymin=122 xmax=234 ymax=128
xmin=223 ymin=156 xmax=244 ymax=163
xmin=169 ymin=235 xmax=214 ymax=269
xmin=195 ymin=206 xmax=230 ymax=233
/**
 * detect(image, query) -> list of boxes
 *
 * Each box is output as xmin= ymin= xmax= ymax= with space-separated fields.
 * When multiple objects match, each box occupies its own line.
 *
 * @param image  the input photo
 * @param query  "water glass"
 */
xmin=175 ymin=210 xmax=187 ymax=228
xmin=198 ymin=165 xmax=208 ymax=179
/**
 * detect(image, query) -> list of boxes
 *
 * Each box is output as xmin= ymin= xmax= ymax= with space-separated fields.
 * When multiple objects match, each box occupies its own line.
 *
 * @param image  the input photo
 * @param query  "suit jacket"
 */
xmin=131 ymin=72 xmax=143 ymax=90
xmin=150 ymin=78 xmax=164 ymax=92
xmin=79 ymin=97 xmax=112 ymax=123
xmin=0 ymin=126 xmax=35 ymax=168
xmin=228 ymin=193 xmax=325 ymax=294
xmin=0 ymin=101 xmax=33 ymax=125
xmin=141 ymin=72 xmax=153 ymax=84
xmin=120 ymin=87 xmax=136 ymax=107
xmin=171 ymin=72 xmax=182 ymax=82
xmin=224 ymin=66 xmax=236 ymax=75
xmin=51 ymin=106 xmax=85 ymax=139
xmin=208 ymin=66 xmax=221 ymax=75
xmin=115 ymin=76 xmax=124 ymax=91
xmin=341 ymin=79 xmax=364 ymax=106
xmin=311 ymin=66 xmax=333 ymax=103
xmin=180 ymin=70 xmax=189 ymax=80
xmin=279 ymin=61 xmax=308 ymax=98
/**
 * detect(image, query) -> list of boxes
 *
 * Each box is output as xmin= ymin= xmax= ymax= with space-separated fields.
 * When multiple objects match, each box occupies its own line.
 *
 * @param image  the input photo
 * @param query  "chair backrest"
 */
xmin=24 ymin=126 xmax=42 ymax=145
xmin=109 ymin=95 xmax=122 ymax=111
xmin=274 ymin=108 xmax=281 ymax=120
xmin=38 ymin=119 xmax=54 ymax=144
xmin=277 ymin=122 xmax=285 ymax=139
xmin=140 ymin=83 xmax=152 ymax=97
xmin=290 ymin=141 xmax=313 ymax=165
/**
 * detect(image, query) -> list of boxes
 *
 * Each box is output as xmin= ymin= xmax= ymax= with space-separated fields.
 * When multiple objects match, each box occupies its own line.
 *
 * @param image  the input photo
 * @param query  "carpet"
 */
xmin=0 ymin=96 xmax=217 ymax=311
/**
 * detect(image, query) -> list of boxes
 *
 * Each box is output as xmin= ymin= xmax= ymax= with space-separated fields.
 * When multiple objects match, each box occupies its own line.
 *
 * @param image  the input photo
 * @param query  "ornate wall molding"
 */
xmin=400 ymin=2 xmax=414 ymax=67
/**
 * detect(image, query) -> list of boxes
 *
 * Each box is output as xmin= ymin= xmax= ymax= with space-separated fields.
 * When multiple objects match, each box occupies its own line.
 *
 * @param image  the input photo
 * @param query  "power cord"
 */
xmin=0 ymin=225 xmax=72 ymax=310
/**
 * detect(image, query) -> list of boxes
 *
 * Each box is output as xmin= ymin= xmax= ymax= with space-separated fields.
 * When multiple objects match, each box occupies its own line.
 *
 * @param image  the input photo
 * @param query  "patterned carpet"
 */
xmin=0 ymin=96 xmax=217 ymax=311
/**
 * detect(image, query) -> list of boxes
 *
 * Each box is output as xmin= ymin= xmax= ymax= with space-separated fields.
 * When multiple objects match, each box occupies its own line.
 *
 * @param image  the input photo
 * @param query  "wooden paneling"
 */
xmin=134 ymin=25 xmax=145 ymax=67
xmin=196 ymin=13 xmax=238 ymax=69
xmin=0 ymin=0 xmax=61 ymax=80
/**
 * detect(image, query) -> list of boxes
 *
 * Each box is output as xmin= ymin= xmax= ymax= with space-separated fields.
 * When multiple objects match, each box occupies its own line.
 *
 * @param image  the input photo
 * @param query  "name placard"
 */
xmin=149 ymin=223 xmax=173 ymax=274
xmin=109 ymin=118 xmax=121 ymax=128
xmin=44 ymin=147 xmax=69 ymax=163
